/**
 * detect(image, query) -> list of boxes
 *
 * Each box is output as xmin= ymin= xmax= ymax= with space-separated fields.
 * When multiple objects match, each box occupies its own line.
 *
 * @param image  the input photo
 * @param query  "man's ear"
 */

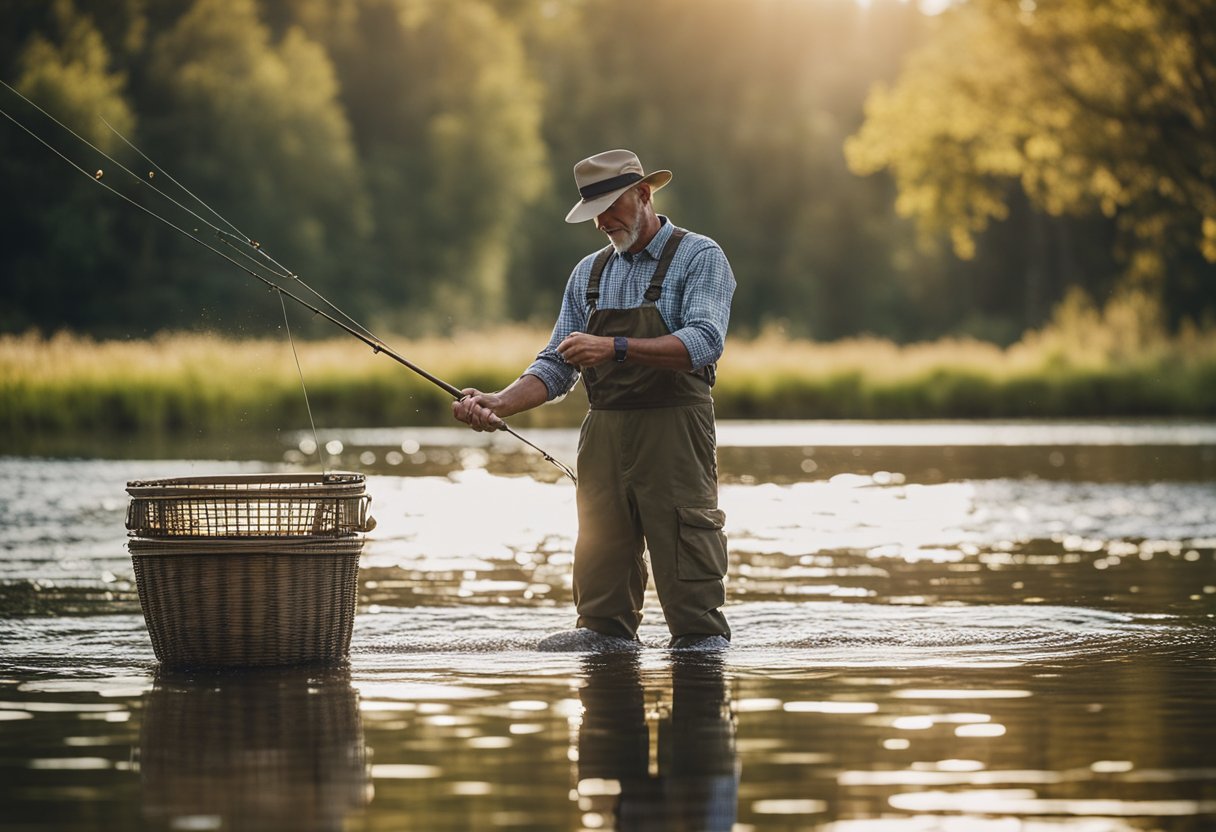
xmin=635 ymin=183 xmax=653 ymax=205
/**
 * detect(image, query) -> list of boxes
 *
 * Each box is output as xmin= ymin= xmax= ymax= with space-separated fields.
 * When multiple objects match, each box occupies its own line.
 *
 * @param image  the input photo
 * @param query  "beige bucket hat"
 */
xmin=565 ymin=149 xmax=672 ymax=223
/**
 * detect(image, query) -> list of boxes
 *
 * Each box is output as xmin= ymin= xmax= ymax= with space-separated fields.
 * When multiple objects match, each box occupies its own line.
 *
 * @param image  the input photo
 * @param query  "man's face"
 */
xmin=594 ymin=186 xmax=647 ymax=253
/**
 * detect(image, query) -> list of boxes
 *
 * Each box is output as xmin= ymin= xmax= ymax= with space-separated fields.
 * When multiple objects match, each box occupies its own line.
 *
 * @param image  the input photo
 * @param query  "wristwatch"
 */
xmin=613 ymin=336 xmax=628 ymax=363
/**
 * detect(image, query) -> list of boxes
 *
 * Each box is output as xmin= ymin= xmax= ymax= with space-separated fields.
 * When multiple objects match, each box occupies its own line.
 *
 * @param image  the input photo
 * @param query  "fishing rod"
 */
xmin=0 ymin=82 xmax=577 ymax=484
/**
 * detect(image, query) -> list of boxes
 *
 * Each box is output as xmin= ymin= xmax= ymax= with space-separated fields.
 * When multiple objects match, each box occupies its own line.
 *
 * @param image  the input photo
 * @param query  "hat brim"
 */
xmin=564 ymin=170 xmax=672 ymax=223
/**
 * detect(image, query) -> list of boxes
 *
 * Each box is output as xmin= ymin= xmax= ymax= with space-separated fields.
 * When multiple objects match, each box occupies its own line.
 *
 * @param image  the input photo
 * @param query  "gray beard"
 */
xmin=610 ymin=231 xmax=637 ymax=254
xmin=609 ymin=213 xmax=642 ymax=254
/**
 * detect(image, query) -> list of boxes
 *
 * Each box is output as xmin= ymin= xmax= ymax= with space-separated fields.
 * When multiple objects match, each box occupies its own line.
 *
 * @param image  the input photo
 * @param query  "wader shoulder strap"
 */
xmin=642 ymin=228 xmax=688 ymax=303
xmin=647 ymin=227 xmax=714 ymax=387
xmin=585 ymin=245 xmax=614 ymax=311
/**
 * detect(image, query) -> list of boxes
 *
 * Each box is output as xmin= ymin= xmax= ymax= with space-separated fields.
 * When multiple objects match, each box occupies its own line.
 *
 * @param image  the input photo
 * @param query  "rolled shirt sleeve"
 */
xmin=523 ymin=264 xmax=588 ymax=401
xmin=668 ymin=243 xmax=735 ymax=371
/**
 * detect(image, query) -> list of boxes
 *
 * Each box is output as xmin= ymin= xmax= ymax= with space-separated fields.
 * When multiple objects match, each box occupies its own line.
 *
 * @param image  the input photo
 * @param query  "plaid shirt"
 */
xmin=524 ymin=217 xmax=736 ymax=400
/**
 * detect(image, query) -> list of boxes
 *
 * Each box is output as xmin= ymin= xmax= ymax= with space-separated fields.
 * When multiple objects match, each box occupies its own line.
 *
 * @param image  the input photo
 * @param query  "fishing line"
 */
xmin=0 ymin=101 xmax=247 ymax=270
xmin=0 ymin=85 xmax=309 ymax=310
xmin=279 ymin=291 xmax=325 ymax=471
xmin=0 ymin=83 xmax=578 ymax=484
xmin=0 ymin=79 xmax=252 ymax=255
xmin=98 ymin=113 xmax=252 ymax=246
xmin=100 ymin=114 xmax=339 ymax=309
xmin=0 ymin=85 xmax=313 ymax=323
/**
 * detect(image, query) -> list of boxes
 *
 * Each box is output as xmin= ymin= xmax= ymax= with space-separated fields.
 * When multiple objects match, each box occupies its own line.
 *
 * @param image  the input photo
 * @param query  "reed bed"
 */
xmin=719 ymin=291 xmax=1216 ymax=419
xmin=0 ymin=327 xmax=547 ymax=436
xmin=3 ymin=296 xmax=1215 ymax=441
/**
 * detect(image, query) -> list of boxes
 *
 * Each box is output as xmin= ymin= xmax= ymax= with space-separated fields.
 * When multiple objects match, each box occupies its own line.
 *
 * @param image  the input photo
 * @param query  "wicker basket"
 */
xmin=127 ymin=473 xmax=372 ymax=668
xmin=126 ymin=472 xmax=374 ymax=538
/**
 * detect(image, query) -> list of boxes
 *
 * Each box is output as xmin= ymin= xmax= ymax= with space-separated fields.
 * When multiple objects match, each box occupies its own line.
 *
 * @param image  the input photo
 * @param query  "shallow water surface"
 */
xmin=1 ymin=421 xmax=1214 ymax=831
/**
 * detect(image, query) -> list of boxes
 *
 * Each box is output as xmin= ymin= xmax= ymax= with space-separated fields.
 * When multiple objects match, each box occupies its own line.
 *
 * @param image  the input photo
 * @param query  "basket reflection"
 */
xmin=138 ymin=666 xmax=370 ymax=832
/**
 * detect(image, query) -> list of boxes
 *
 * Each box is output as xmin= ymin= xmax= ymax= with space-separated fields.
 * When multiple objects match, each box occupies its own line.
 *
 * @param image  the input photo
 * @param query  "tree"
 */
xmin=0 ymin=0 xmax=137 ymax=332
xmin=145 ymin=0 xmax=372 ymax=331
xmin=295 ymin=0 xmax=549 ymax=330
xmin=846 ymin=0 xmax=1216 ymax=316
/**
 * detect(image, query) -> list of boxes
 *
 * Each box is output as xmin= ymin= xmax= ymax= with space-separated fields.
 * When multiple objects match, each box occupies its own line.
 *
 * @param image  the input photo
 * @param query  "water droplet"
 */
xmin=147 ymin=171 xmax=155 ymax=179
xmin=94 ymin=169 xmax=103 ymax=179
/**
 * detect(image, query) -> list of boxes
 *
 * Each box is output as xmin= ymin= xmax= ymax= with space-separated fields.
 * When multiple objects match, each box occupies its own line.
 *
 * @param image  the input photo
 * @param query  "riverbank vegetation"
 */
xmin=4 ymin=291 xmax=1213 ymax=445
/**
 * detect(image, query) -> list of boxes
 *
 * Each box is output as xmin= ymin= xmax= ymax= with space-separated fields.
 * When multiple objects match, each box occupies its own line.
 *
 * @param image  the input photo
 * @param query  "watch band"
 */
xmin=613 ymin=336 xmax=628 ymax=363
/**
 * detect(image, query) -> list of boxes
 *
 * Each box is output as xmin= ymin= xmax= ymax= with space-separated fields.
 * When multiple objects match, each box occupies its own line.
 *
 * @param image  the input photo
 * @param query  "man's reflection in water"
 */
xmin=577 ymin=652 xmax=738 ymax=831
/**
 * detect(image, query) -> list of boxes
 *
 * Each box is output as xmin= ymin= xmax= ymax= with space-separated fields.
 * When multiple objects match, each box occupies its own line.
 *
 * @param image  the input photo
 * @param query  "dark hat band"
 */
xmin=578 ymin=171 xmax=643 ymax=200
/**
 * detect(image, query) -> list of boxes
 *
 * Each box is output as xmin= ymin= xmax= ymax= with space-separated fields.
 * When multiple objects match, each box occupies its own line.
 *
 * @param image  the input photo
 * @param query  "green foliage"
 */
xmin=0 ymin=0 xmax=135 ymax=332
xmin=1 ymin=0 xmax=1213 ymax=344
xmin=369 ymin=1 xmax=548 ymax=326
xmin=144 ymin=0 xmax=371 ymax=326
xmin=15 ymin=0 xmax=134 ymax=153
xmin=846 ymin=0 xmax=1216 ymax=293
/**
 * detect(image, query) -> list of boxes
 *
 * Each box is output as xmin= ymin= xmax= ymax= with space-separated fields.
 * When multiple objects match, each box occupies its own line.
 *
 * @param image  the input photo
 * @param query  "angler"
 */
xmin=453 ymin=149 xmax=736 ymax=652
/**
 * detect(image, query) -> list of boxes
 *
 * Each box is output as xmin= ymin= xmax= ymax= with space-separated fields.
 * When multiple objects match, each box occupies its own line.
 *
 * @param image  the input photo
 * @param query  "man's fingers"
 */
xmin=453 ymin=390 xmax=490 ymax=429
xmin=469 ymin=401 xmax=503 ymax=431
xmin=451 ymin=387 xmax=505 ymax=431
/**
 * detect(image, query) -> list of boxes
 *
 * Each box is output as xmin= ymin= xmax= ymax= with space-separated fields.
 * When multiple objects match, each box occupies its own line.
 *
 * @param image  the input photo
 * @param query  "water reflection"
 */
xmin=138 ymin=667 xmax=369 ymax=832
xmin=1 ymin=424 xmax=1214 ymax=831
xmin=576 ymin=653 xmax=739 ymax=831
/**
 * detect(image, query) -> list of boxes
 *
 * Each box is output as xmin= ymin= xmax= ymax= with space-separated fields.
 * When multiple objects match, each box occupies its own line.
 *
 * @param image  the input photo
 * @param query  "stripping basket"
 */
xmin=126 ymin=473 xmax=374 ymax=667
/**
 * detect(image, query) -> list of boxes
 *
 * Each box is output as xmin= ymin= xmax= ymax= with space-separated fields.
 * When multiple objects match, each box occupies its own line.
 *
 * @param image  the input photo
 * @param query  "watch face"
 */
xmin=614 ymin=336 xmax=627 ymax=362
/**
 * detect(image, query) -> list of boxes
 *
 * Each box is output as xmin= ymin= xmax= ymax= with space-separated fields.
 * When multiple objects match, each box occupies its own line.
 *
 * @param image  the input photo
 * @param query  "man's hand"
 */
xmin=557 ymin=331 xmax=613 ymax=369
xmin=451 ymin=388 xmax=507 ymax=432
xmin=557 ymin=332 xmax=694 ymax=372
xmin=449 ymin=375 xmax=549 ymax=431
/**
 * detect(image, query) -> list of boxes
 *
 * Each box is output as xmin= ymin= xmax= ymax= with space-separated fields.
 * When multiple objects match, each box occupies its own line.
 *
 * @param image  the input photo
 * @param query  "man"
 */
xmin=452 ymin=149 xmax=735 ymax=651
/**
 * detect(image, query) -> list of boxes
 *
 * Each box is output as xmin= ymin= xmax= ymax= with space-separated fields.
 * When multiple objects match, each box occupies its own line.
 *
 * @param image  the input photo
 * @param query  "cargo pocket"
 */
xmin=675 ymin=506 xmax=728 ymax=580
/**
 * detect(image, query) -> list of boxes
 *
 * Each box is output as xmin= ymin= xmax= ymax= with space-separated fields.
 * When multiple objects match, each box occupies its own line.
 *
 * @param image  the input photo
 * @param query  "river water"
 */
xmin=1 ymin=420 xmax=1214 ymax=831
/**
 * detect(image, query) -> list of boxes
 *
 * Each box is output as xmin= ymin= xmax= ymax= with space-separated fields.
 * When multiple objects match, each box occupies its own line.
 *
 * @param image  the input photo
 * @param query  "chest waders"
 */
xmin=573 ymin=228 xmax=731 ymax=642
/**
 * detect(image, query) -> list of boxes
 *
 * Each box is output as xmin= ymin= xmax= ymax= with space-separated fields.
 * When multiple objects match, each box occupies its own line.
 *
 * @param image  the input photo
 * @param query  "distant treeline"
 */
xmin=1 ymin=0 xmax=1213 ymax=343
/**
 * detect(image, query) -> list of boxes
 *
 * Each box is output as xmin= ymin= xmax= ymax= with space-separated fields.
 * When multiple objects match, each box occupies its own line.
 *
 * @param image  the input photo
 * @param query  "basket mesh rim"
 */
xmin=126 ymin=472 xmax=365 ymax=498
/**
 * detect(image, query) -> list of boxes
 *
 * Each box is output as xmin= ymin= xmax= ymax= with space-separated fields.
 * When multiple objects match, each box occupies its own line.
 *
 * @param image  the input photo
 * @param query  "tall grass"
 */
xmin=720 ymin=290 xmax=1216 ymax=418
xmin=0 ymin=326 xmax=557 ymax=437
xmin=3 ymin=291 xmax=1214 ymax=441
